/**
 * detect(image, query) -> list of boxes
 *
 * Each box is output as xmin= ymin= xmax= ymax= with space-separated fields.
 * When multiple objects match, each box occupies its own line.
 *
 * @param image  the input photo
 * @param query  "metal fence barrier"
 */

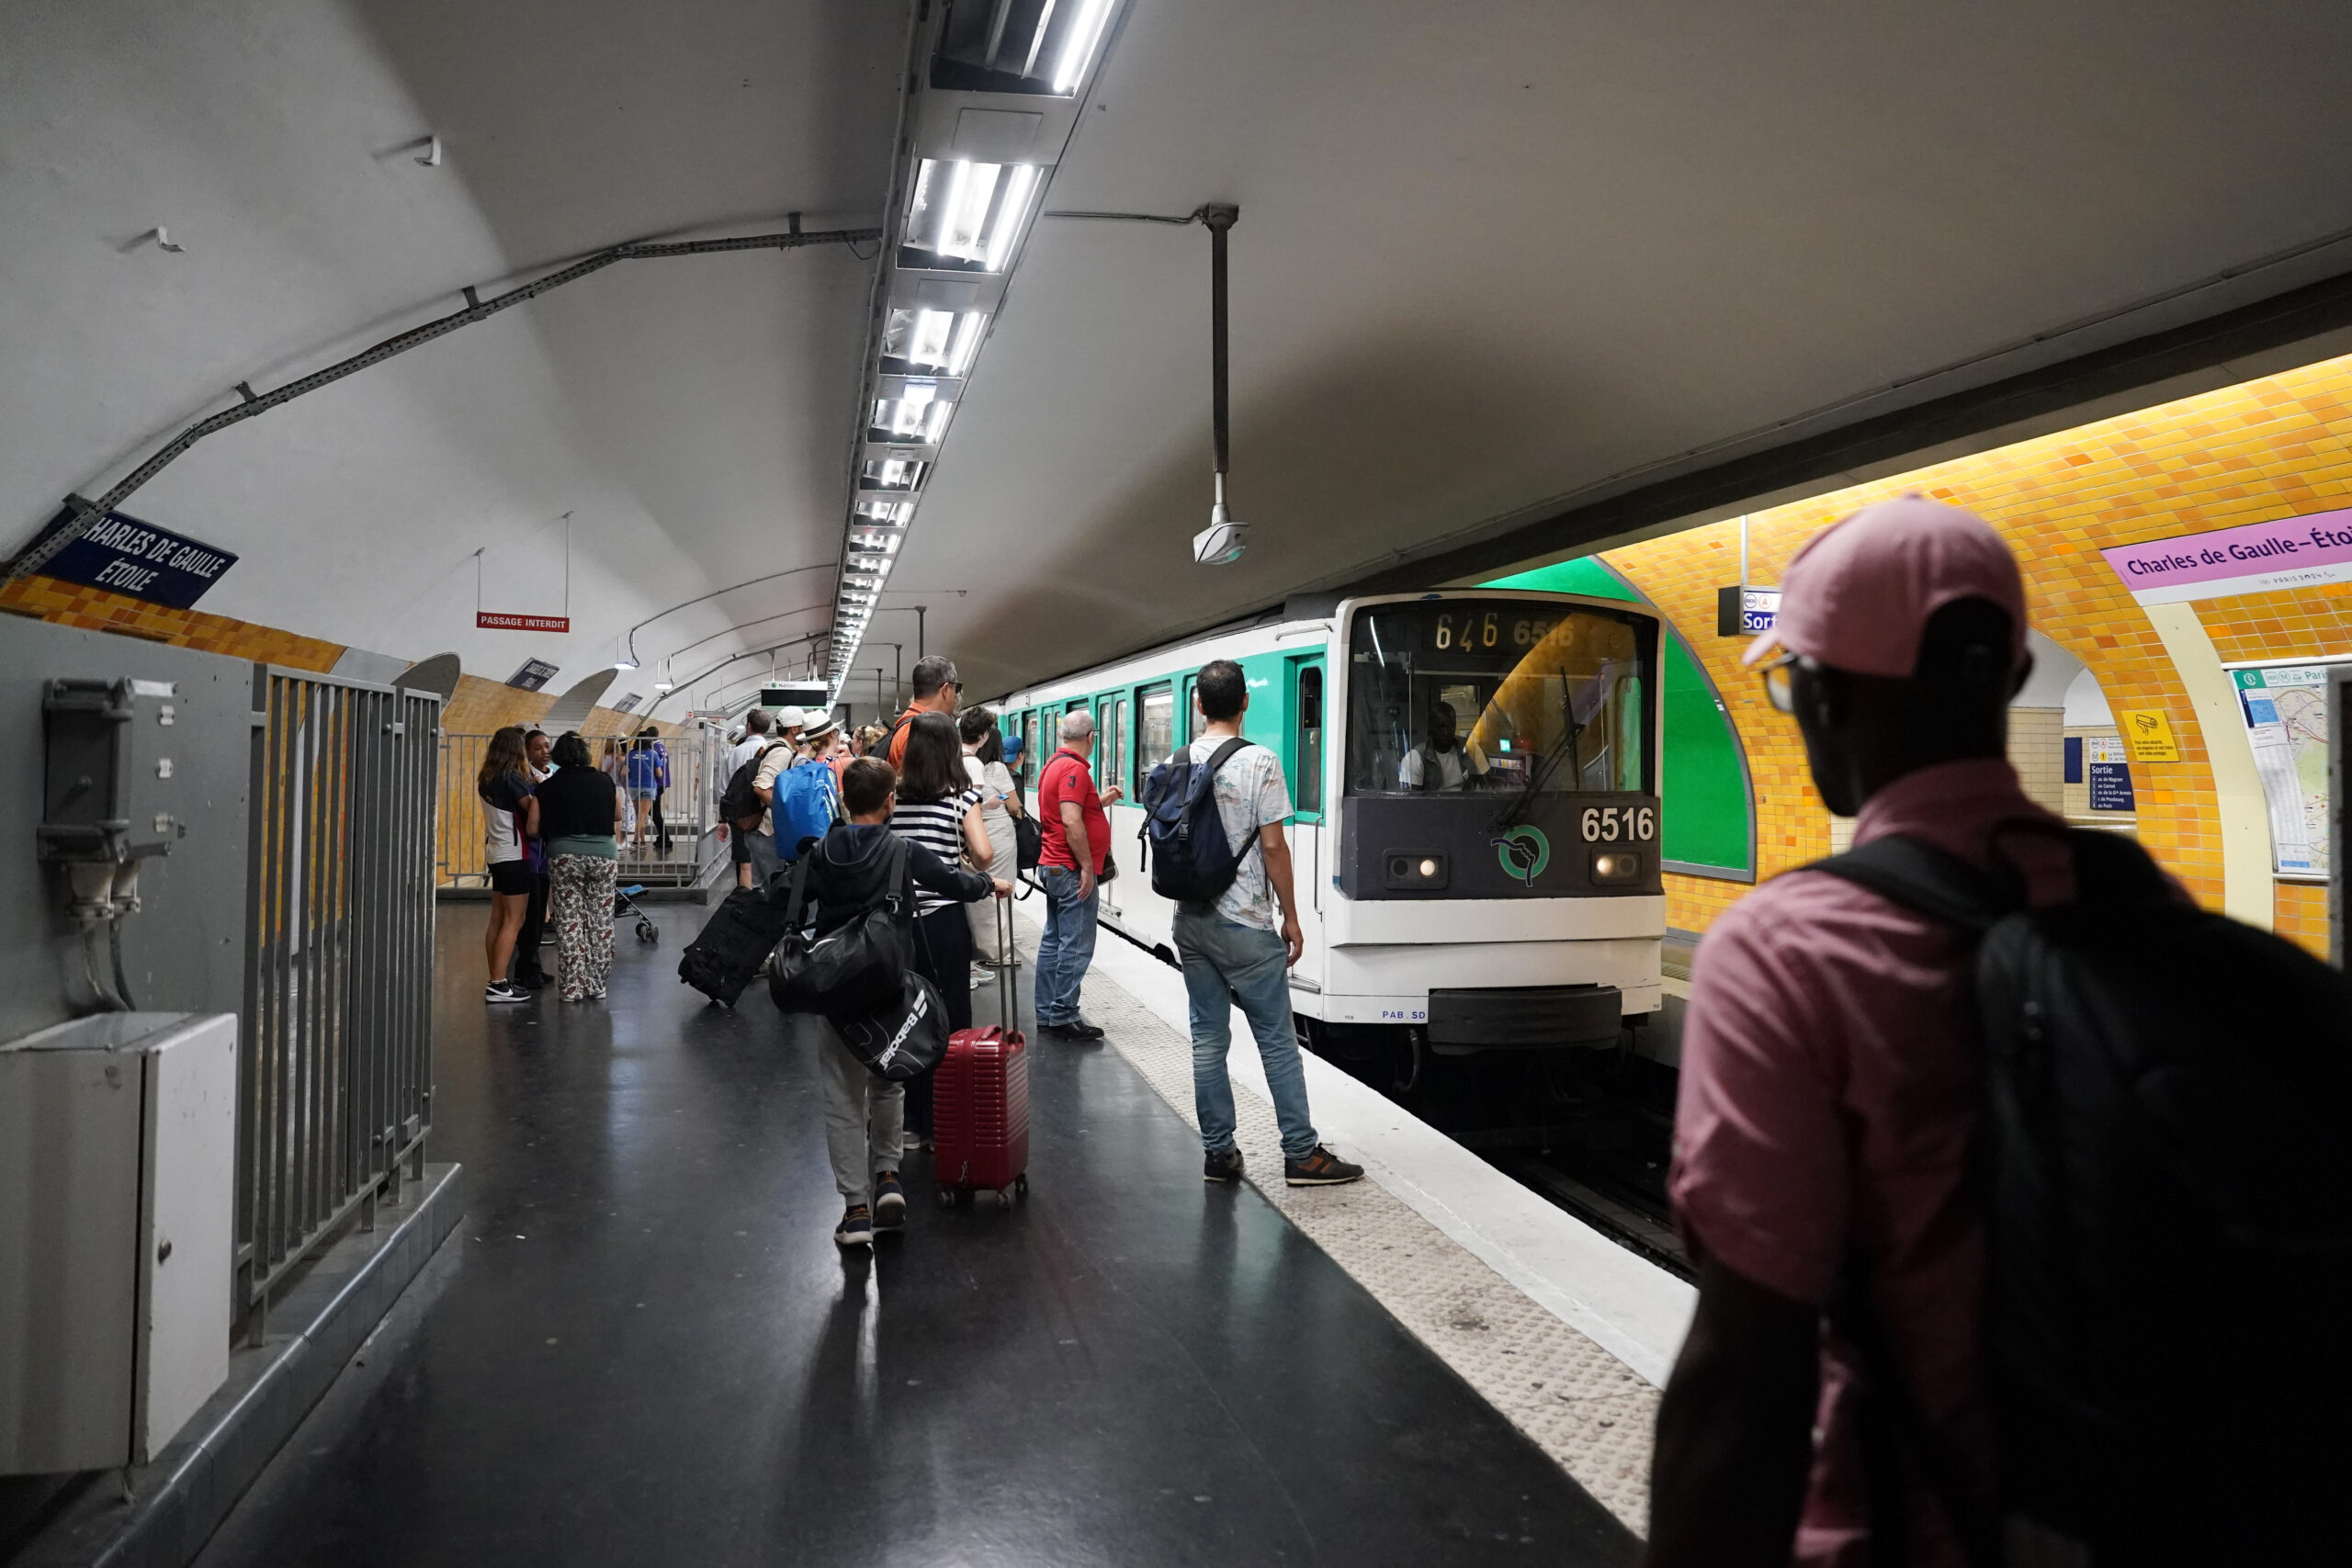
xmin=240 ymin=665 xmax=439 ymax=1332
xmin=435 ymin=722 xmax=729 ymax=889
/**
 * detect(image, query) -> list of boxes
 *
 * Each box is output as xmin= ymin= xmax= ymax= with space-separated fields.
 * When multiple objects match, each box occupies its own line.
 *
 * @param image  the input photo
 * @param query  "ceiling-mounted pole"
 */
xmin=915 ymin=604 xmax=926 ymax=664
xmin=1193 ymin=203 xmax=1247 ymax=567
xmin=1209 ymin=205 xmax=1233 ymax=483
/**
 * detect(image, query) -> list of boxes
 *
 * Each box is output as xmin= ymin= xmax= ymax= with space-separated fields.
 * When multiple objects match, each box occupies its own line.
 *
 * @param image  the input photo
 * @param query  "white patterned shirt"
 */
xmin=1188 ymin=737 xmax=1291 ymax=931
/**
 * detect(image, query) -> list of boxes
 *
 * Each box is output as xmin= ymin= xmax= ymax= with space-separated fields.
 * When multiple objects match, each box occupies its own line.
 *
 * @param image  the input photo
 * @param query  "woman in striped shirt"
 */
xmin=889 ymin=710 xmax=991 ymax=1142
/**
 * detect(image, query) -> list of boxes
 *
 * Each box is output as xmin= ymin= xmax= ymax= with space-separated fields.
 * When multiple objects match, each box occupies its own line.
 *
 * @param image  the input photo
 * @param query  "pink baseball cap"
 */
xmin=1742 ymin=495 xmax=2026 ymax=678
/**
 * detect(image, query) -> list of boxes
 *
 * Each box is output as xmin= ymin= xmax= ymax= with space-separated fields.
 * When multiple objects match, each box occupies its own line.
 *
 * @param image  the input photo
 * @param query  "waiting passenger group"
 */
xmin=477 ymin=653 xmax=1363 ymax=1245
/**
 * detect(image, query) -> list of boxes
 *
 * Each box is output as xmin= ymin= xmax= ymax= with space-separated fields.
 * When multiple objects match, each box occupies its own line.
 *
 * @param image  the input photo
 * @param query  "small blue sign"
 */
xmin=29 ymin=502 xmax=237 ymax=610
xmin=2064 ymin=735 xmax=2084 ymax=784
xmin=2087 ymin=761 xmax=2136 ymax=812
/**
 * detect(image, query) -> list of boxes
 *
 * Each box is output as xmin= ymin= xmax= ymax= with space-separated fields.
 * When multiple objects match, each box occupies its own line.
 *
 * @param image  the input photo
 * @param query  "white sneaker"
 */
xmin=484 ymin=980 xmax=529 ymax=1004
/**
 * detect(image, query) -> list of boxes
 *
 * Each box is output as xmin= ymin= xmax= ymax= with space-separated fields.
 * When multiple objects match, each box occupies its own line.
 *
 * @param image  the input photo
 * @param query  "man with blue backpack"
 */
xmin=1145 ymin=660 xmax=1361 ymax=1188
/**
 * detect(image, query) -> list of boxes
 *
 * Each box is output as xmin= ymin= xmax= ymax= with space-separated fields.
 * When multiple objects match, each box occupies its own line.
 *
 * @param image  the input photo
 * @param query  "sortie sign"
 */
xmin=2100 ymin=506 xmax=2352 ymax=605
xmin=477 ymin=611 xmax=571 ymax=633
xmin=28 ymin=502 xmax=237 ymax=609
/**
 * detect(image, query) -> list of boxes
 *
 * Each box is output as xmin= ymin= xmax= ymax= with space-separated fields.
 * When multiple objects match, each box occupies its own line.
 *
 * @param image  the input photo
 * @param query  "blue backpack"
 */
xmin=769 ymin=761 xmax=842 ymax=863
xmin=1137 ymin=738 xmax=1255 ymax=906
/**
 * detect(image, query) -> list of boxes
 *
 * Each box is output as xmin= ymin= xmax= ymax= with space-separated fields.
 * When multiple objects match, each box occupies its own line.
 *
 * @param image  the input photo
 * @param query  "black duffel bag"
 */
xmin=768 ymin=837 xmax=914 ymax=1024
xmin=833 ymin=970 xmax=950 ymax=1081
xmin=1012 ymin=795 xmax=1043 ymax=873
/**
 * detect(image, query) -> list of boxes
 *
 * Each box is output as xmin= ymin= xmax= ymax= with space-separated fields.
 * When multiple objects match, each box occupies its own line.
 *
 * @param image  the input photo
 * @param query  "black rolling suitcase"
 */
xmin=678 ymin=886 xmax=792 ymax=1007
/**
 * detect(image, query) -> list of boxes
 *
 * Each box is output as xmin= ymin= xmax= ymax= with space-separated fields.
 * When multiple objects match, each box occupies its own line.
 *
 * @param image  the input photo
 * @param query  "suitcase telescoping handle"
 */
xmin=998 ymin=892 xmax=1018 ymax=1033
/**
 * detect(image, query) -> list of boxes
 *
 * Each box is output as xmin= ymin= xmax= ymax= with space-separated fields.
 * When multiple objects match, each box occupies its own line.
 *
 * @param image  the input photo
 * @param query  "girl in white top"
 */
xmin=887 ymin=712 xmax=992 ymax=1143
xmin=959 ymin=707 xmax=1023 ymax=969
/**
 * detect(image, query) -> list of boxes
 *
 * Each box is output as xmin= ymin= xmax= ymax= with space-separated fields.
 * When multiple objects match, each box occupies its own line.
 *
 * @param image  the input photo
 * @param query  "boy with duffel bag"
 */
xmin=774 ymin=757 xmax=1009 ymax=1247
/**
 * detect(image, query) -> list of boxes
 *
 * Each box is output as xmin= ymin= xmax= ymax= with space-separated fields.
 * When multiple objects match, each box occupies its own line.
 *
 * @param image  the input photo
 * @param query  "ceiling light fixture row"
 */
xmin=824 ymin=0 xmax=1125 ymax=698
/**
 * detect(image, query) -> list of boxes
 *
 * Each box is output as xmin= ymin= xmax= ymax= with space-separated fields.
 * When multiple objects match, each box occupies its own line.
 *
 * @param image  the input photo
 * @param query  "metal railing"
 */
xmin=434 ymin=722 xmax=729 ymax=888
xmin=239 ymin=665 xmax=439 ymax=1330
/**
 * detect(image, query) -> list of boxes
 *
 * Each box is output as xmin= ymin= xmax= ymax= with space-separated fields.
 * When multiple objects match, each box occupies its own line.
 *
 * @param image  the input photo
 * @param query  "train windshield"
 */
xmin=1344 ymin=599 xmax=1654 ymax=797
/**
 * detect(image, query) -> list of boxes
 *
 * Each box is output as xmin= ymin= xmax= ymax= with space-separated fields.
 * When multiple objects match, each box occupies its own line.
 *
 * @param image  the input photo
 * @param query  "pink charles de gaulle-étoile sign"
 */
xmin=2100 ymin=506 xmax=2352 ymax=606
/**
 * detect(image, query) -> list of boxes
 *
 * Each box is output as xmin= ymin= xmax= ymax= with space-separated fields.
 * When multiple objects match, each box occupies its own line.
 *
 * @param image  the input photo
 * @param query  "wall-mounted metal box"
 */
xmin=0 ymin=1011 xmax=236 ymax=1473
xmin=39 ymin=676 xmax=186 ymax=865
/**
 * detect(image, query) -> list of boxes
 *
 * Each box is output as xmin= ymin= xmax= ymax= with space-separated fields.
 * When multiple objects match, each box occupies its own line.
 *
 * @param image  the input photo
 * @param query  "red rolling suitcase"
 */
xmin=933 ymin=898 xmax=1030 ymax=1207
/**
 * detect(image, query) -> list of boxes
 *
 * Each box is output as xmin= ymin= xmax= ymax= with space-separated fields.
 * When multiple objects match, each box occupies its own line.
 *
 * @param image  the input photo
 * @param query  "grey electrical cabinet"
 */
xmin=0 ymin=1011 xmax=237 ymax=1474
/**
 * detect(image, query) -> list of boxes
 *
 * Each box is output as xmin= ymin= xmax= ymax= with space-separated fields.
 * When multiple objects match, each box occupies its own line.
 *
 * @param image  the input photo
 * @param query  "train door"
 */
xmin=1096 ymin=693 xmax=1125 ymax=916
xmin=1286 ymin=654 xmax=1329 ymax=993
xmin=1182 ymin=674 xmax=1201 ymax=744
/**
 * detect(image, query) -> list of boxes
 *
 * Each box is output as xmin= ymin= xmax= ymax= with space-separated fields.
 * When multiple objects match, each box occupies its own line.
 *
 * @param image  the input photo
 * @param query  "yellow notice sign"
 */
xmin=2117 ymin=709 xmax=2181 ymax=761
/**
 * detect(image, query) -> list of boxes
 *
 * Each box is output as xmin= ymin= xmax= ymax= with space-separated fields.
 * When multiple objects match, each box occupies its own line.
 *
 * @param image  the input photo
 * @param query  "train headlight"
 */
xmin=1591 ymin=852 xmax=1641 ymax=884
xmin=1383 ymin=851 xmax=1448 ymax=891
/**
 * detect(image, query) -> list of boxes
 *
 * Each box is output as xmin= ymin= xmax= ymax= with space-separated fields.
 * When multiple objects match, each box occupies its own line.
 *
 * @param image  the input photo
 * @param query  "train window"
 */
xmin=1182 ymin=676 xmax=1200 ymax=744
xmin=1108 ymin=696 xmax=1130 ymax=793
xmin=1023 ymin=709 xmax=1041 ymax=789
xmin=1138 ymin=683 xmax=1174 ymax=767
xmin=1344 ymin=599 xmax=1655 ymax=798
xmin=1294 ymin=664 xmax=1324 ymax=816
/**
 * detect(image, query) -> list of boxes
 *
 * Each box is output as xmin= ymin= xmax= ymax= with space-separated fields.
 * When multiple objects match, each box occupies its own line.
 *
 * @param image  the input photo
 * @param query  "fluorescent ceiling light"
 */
xmin=906 ymin=159 xmax=1000 ymax=262
xmin=855 ymin=501 xmax=912 ymax=525
xmin=861 ymin=457 xmax=928 ymax=490
xmin=872 ymin=380 xmax=944 ymax=438
xmin=884 ymin=307 xmax=955 ymax=367
xmin=945 ymin=311 xmax=987 ymax=375
xmin=905 ymin=160 xmax=1035 ymax=270
xmin=613 ymin=659 xmax=638 ymax=671
xmin=924 ymin=399 xmax=953 ymax=443
xmin=1052 ymin=0 xmax=1115 ymax=92
xmin=983 ymin=163 xmax=1038 ymax=272
xmin=883 ymin=308 xmax=989 ymax=375
xmin=848 ymin=531 xmax=902 ymax=555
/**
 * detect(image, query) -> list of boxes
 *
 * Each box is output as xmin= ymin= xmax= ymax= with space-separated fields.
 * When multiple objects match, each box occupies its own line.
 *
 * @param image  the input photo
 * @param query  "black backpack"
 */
xmin=1136 ymin=739 xmax=1256 ymax=906
xmin=1813 ymin=826 xmax=2352 ymax=1562
xmin=767 ymin=833 xmax=916 ymax=1029
xmin=718 ymin=742 xmax=787 ymax=832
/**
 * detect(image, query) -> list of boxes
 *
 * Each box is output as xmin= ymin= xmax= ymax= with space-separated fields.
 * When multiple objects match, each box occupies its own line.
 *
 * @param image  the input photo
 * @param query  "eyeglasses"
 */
xmin=1756 ymin=649 xmax=1810 ymax=715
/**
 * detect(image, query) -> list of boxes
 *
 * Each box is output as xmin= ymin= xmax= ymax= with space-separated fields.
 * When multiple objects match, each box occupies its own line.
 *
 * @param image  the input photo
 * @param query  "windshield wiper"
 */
xmin=1491 ymin=669 xmax=1579 ymax=830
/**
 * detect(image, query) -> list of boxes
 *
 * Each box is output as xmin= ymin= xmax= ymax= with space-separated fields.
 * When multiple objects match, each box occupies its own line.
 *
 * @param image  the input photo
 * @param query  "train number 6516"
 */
xmin=1579 ymin=807 xmax=1656 ymax=842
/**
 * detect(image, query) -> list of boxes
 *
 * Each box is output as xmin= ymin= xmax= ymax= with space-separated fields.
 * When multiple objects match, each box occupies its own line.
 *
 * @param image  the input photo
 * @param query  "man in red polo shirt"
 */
xmin=1033 ymin=708 xmax=1122 ymax=1040
xmin=1646 ymin=497 xmax=2065 ymax=1568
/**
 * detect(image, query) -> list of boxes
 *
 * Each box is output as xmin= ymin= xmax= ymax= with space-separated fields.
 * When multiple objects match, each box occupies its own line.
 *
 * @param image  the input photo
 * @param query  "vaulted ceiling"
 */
xmin=6 ymin=1 xmax=2350 ymax=715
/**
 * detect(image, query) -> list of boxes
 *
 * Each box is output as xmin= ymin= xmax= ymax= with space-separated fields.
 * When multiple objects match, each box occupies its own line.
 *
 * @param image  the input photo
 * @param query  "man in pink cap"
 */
xmin=1645 ymin=497 xmax=2065 ymax=1567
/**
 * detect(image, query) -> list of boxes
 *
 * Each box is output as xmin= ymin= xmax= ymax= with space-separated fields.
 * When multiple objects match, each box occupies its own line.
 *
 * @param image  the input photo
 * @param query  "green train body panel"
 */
xmin=1482 ymin=558 xmax=1753 ymax=877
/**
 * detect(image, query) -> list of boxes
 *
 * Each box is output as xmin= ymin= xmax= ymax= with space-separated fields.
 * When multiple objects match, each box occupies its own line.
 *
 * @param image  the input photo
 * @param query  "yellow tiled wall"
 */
xmin=0 ymin=572 xmax=344 ymax=671
xmin=2276 ymin=881 xmax=2333 ymax=959
xmin=1593 ymin=348 xmax=2352 ymax=948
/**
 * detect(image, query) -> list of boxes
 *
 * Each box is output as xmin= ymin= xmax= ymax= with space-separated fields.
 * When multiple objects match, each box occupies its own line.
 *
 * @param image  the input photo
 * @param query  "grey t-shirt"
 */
xmin=1188 ymin=737 xmax=1292 ymax=931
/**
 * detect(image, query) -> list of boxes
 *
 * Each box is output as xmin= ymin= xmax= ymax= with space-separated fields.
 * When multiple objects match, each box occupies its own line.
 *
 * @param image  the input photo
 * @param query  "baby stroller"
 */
xmin=615 ymin=884 xmax=659 ymax=945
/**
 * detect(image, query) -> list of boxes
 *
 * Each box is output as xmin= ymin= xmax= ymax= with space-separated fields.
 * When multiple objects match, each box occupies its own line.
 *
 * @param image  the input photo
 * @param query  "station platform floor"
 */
xmin=190 ymin=908 xmax=1652 ymax=1566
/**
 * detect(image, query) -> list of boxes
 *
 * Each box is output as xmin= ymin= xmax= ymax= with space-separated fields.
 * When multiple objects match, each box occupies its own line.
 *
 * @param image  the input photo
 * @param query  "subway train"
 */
xmin=994 ymin=588 xmax=1666 ymax=1081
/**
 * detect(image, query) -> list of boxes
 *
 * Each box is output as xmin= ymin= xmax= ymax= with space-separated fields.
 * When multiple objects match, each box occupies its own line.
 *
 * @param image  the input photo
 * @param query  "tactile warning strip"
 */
xmin=1028 ymin=934 xmax=1659 ymax=1531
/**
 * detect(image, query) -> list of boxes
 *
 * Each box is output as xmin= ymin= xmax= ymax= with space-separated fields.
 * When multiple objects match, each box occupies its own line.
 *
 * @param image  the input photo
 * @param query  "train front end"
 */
xmin=1312 ymin=591 xmax=1664 ymax=1055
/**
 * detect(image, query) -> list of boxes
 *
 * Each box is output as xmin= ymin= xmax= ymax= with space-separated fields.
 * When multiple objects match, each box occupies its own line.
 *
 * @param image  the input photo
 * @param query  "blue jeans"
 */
xmin=1173 ymin=903 xmax=1317 ymax=1160
xmin=1033 ymin=865 xmax=1099 ymax=1026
